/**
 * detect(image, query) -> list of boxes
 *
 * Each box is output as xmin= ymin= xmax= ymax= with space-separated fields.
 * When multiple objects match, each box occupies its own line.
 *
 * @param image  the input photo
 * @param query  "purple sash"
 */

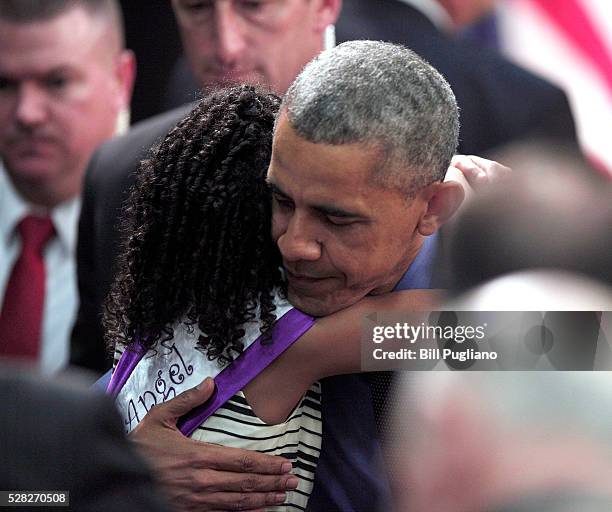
xmin=107 ymin=308 xmax=315 ymax=437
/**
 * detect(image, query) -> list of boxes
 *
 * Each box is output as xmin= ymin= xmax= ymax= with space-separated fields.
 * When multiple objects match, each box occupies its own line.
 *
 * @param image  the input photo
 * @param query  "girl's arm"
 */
xmin=303 ymin=289 xmax=445 ymax=379
xmin=244 ymin=289 xmax=444 ymax=424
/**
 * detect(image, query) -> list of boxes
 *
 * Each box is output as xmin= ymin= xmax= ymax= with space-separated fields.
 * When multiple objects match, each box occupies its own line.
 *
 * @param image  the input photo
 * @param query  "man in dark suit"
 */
xmin=0 ymin=368 xmax=169 ymax=512
xmin=335 ymin=0 xmax=577 ymax=155
xmin=157 ymin=0 xmax=577 ymax=155
xmin=71 ymin=0 xmax=342 ymax=374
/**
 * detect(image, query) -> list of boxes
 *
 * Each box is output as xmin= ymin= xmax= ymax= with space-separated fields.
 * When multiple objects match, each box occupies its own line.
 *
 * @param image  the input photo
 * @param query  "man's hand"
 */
xmin=129 ymin=378 xmax=298 ymax=511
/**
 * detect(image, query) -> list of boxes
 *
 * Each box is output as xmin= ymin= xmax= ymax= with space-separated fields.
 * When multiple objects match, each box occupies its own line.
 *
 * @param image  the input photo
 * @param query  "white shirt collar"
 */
xmin=396 ymin=0 xmax=454 ymax=32
xmin=0 ymin=161 xmax=81 ymax=254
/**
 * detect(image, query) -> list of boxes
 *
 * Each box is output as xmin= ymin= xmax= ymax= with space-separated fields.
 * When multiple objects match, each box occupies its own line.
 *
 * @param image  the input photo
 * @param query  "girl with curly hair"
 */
xmin=106 ymin=85 xmax=442 ymax=510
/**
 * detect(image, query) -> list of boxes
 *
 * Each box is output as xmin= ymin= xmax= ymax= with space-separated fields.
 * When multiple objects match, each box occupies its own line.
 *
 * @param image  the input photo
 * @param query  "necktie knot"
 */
xmin=17 ymin=215 xmax=55 ymax=254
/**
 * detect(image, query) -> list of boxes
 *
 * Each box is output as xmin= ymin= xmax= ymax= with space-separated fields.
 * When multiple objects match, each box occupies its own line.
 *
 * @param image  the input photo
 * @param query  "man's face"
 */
xmin=268 ymin=114 xmax=429 ymax=316
xmin=0 ymin=8 xmax=128 ymax=205
xmin=172 ymin=0 xmax=334 ymax=94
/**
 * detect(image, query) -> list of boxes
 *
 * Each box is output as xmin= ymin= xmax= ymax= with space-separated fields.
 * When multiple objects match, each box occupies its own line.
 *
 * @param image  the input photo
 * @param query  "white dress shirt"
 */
xmin=0 ymin=164 xmax=80 ymax=374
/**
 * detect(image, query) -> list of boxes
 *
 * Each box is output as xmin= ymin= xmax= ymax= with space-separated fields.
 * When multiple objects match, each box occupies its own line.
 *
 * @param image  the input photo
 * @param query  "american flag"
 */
xmin=497 ymin=0 xmax=612 ymax=177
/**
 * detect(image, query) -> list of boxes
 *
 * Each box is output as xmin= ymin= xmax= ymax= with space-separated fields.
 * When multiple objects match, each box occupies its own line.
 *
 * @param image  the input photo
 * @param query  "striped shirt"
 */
xmin=193 ymin=385 xmax=322 ymax=511
xmin=112 ymin=297 xmax=322 ymax=511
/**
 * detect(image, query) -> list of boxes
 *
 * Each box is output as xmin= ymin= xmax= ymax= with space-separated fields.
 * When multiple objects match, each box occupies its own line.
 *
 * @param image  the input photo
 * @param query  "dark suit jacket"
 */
xmin=0 ymin=370 xmax=169 ymax=511
xmin=336 ymin=0 xmax=577 ymax=154
xmin=70 ymin=105 xmax=192 ymax=372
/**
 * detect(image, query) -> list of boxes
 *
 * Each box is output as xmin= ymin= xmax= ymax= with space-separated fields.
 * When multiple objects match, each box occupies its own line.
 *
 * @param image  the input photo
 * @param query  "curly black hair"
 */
xmin=103 ymin=85 xmax=285 ymax=365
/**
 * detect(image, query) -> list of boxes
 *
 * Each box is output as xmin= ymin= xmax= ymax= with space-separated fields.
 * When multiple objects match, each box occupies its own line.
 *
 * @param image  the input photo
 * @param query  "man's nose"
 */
xmin=214 ymin=3 xmax=247 ymax=68
xmin=14 ymin=83 xmax=48 ymax=128
xmin=276 ymin=213 xmax=322 ymax=262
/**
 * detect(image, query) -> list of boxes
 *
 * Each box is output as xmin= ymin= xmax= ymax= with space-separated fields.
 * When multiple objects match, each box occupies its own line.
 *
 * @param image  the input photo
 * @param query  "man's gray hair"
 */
xmin=282 ymin=40 xmax=460 ymax=193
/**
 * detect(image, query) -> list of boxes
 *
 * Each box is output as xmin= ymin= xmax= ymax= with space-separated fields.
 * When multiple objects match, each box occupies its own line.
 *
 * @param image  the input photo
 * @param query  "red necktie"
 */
xmin=0 ymin=215 xmax=55 ymax=359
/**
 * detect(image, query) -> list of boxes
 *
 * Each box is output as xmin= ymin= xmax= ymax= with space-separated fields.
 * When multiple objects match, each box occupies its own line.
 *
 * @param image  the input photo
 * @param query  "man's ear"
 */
xmin=417 ymin=181 xmax=465 ymax=236
xmin=312 ymin=0 xmax=342 ymax=33
xmin=114 ymin=49 xmax=136 ymax=111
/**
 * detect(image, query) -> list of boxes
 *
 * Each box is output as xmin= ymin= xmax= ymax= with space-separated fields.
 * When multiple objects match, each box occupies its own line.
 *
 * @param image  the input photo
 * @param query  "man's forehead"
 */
xmin=173 ymin=0 xmax=302 ymax=22
xmin=173 ymin=0 xmax=298 ymax=9
xmin=268 ymin=141 xmax=379 ymax=190
xmin=0 ymin=8 xmax=108 ymax=60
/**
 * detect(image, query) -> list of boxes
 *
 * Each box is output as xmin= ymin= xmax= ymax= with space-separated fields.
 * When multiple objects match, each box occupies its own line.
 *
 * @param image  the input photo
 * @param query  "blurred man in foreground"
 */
xmin=449 ymin=139 xmax=612 ymax=292
xmin=393 ymin=362 xmax=612 ymax=511
xmin=0 ymin=366 xmax=169 ymax=511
